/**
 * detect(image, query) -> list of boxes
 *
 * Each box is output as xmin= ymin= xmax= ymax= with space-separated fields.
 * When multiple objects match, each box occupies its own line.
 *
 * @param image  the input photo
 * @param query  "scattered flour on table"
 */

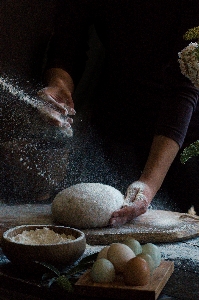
xmin=10 ymin=227 xmax=75 ymax=245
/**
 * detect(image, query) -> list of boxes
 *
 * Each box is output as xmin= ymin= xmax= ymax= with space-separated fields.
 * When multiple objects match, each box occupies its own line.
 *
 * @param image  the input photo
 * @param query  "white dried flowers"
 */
xmin=178 ymin=26 xmax=199 ymax=88
xmin=178 ymin=26 xmax=199 ymax=162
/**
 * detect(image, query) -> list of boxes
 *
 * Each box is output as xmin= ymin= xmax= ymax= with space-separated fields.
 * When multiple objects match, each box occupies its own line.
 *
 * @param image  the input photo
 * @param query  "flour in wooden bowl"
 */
xmin=10 ymin=227 xmax=75 ymax=245
xmin=52 ymin=183 xmax=125 ymax=229
xmin=2 ymin=225 xmax=86 ymax=266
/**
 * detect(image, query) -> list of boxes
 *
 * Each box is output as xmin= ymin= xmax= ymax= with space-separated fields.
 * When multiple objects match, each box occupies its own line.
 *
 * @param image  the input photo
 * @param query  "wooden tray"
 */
xmin=0 ymin=204 xmax=199 ymax=245
xmin=75 ymin=261 xmax=174 ymax=300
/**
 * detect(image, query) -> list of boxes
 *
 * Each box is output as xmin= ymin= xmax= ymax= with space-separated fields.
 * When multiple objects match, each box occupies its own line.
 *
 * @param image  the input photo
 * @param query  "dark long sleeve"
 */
xmin=155 ymin=0 xmax=199 ymax=147
xmin=46 ymin=0 xmax=199 ymax=147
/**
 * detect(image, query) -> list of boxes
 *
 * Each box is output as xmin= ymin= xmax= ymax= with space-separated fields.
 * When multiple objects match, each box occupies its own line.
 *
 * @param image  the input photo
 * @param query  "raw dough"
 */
xmin=51 ymin=183 xmax=125 ymax=228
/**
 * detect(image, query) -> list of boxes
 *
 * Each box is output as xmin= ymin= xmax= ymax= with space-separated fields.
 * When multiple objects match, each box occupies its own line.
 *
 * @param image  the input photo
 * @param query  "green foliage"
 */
xmin=183 ymin=26 xmax=199 ymax=41
xmin=56 ymin=275 xmax=73 ymax=292
xmin=194 ymin=47 xmax=199 ymax=60
xmin=183 ymin=26 xmax=199 ymax=59
xmin=36 ymin=251 xmax=99 ymax=293
xmin=35 ymin=261 xmax=60 ymax=276
xmin=180 ymin=140 xmax=199 ymax=164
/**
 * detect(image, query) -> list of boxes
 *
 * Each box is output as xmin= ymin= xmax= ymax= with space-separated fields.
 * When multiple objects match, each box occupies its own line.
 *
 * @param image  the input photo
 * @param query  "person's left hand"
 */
xmin=37 ymin=86 xmax=75 ymax=129
xmin=109 ymin=181 xmax=154 ymax=226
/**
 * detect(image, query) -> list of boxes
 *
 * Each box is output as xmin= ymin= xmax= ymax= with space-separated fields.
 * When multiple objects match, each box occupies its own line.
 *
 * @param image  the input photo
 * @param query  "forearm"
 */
xmin=139 ymin=135 xmax=180 ymax=195
xmin=44 ymin=68 xmax=74 ymax=94
xmin=110 ymin=135 xmax=180 ymax=225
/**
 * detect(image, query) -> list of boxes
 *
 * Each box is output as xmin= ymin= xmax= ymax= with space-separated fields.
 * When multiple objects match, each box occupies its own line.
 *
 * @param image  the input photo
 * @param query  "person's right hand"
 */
xmin=109 ymin=181 xmax=153 ymax=226
xmin=37 ymin=86 xmax=76 ymax=129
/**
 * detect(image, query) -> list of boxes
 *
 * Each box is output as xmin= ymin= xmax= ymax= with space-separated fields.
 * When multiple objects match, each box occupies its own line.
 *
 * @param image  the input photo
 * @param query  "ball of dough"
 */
xmin=51 ymin=183 xmax=125 ymax=228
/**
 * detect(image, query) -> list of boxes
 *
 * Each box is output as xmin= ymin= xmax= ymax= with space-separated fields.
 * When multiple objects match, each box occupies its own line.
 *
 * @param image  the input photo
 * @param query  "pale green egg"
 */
xmin=90 ymin=258 xmax=115 ymax=283
xmin=142 ymin=243 xmax=161 ymax=268
xmin=123 ymin=237 xmax=142 ymax=255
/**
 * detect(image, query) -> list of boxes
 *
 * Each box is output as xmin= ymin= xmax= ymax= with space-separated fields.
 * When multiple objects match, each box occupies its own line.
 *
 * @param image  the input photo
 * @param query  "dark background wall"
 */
xmin=0 ymin=1 xmax=178 ymax=212
xmin=0 ymin=0 xmax=56 ymax=84
xmin=0 ymin=0 xmax=105 ymax=203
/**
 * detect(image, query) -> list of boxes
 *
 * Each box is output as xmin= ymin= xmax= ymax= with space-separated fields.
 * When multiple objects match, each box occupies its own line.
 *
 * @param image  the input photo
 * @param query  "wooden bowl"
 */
xmin=2 ymin=225 xmax=86 ymax=267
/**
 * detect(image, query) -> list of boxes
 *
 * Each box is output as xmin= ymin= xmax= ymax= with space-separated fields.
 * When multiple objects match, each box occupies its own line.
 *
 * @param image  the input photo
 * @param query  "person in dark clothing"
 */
xmin=38 ymin=0 xmax=199 ymax=225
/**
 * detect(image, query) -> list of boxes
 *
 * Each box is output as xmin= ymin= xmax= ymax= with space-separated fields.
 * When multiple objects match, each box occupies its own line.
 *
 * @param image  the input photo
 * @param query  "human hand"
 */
xmin=109 ymin=181 xmax=153 ymax=227
xmin=37 ymin=85 xmax=76 ymax=129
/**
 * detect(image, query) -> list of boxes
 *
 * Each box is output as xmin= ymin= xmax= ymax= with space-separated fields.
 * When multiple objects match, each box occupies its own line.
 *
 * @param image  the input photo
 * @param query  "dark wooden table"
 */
xmin=0 ymin=236 xmax=199 ymax=300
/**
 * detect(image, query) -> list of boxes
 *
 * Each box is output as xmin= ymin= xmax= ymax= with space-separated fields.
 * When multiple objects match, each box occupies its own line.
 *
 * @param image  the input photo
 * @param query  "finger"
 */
xmin=110 ymin=210 xmax=120 ymax=218
xmin=39 ymin=86 xmax=75 ymax=111
xmin=124 ymin=187 xmax=138 ymax=203
xmin=109 ymin=215 xmax=128 ymax=227
xmin=39 ymin=108 xmax=62 ymax=127
xmin=59 ymin=120 xmax=73 ymax=137
xmin=133 ymin=194 xmax=149 ymax=215
xmin=38 ymin=106 xmax=72 ymax=128
xmin=64 ymin=105 xmax=76 ymax=115
xmin=66 ymin=117 xmax=73 ymax=124
xmin=110 ymin=206 xmax=135 ymax=226
xmin=38 ymin=90 xmax=68 ymax=115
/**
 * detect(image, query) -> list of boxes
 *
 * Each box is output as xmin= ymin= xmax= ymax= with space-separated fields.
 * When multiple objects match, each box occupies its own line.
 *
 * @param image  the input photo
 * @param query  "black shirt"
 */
xmin=47 ymin=0 xmax=199 ymax=147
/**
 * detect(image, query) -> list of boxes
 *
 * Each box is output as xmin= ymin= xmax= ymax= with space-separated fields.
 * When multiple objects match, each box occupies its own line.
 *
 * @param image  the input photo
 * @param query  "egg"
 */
xmin=142 ymin=243 xmax=161 ymax=268
xmin=122 ymin=237 xmax=142 ymax=255
xmin=107 ymin=243 xmax=135 ymax=273
xmin=90 ymin=258 xmax=115 ymax=283
xmin=123 ymin=256 xmax=150 ymax=286
xmin=137 ymin=253 xmax=155 ymax=274
xmin=97 ymin=246 xmax=110 ymax=260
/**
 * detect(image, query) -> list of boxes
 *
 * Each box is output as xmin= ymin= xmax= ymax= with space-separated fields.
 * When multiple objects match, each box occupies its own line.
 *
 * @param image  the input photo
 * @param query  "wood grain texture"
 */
xmin=75 ymin=261 xmax=174 ymax=300
xmin=1 ymin=204 xmax=199 ymax=245
xmin=84 ymin=210 xmax=199 ymax=245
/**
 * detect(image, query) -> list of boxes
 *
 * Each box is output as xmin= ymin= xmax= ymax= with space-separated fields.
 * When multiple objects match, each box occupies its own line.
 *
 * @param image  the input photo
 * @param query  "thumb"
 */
xmin=124 ymin=185 xmax=138 ymax=204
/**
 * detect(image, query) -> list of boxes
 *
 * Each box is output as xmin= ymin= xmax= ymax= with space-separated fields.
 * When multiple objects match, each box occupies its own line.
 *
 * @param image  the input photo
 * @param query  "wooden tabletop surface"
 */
xmin=0 ymin=204 xmax=198 ymax=299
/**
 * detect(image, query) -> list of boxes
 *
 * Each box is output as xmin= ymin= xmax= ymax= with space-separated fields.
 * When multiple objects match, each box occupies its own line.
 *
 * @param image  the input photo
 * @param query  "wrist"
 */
xmin=45 ymin=68 xmax=74 ymax=94
xmin=137 ymin=175 xmax=160 ymax=197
